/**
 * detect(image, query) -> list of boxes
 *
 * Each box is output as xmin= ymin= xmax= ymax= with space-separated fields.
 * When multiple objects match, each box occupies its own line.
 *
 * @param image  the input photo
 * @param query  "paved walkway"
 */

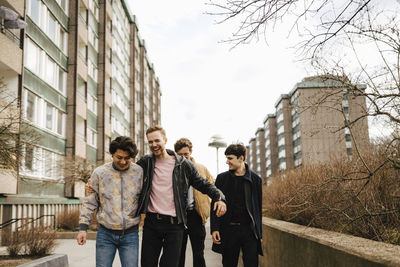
xmin=54 ymin=222 xmax=222 ymax=267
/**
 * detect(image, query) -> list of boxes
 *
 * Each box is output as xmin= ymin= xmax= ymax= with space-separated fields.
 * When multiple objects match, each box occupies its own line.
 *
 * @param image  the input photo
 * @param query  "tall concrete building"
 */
xmin=248 ymin=76 xmax=369 ymax=182
xmin=255 ymin=127 xmax=266 ymax=179
xmin=263 ymin=114 xmax=278 ymax=178
xmin=0 ymin=0 xmax=161 ymax=242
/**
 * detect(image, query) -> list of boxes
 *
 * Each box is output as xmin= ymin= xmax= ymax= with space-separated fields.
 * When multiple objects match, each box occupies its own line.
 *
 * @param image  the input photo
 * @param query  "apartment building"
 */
xmin=254 ymin=127 xmax=266 ymax=179
xmin=264 ymin=114 xmax=278 ymax=178
xmin=248 ymin=137 xmax=257 ymax=171
xmin=0 ymin=1 xmax=25 ymax=196
xmin=248 ymin=76 xmax=369 ymax=182
xmin=0 ymin=0 xmax=161 ymax=243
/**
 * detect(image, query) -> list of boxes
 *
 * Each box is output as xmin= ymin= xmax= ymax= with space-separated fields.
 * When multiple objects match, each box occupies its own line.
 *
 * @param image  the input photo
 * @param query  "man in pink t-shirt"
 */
xmin=136 ymin=126 xmax=226 ymax=267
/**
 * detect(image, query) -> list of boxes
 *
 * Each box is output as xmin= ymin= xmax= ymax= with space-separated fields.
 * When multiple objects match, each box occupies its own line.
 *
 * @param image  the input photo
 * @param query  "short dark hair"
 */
xmin=174 ymin=138 xmax=193 ymax=153
xmin=146 ymin=125 xmax=166 ymax=138
xmin=225 ymin=144 xmax=246 ymax=160
xmin=109 ymin=136 xmax=138 ymax=158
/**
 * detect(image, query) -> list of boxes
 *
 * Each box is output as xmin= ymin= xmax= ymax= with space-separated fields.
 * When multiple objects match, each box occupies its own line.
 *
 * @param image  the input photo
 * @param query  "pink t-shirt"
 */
xmin=147 ymin=157 xmax=176 ymax=216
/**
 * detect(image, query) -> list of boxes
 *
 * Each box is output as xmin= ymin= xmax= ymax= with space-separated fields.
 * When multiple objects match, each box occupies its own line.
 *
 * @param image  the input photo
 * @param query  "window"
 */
xmin=59 ymin=28 xmax=67 ymax=54
xmin=79 ymin=7 xmax=88 ymax=24
xmin=25 ymin=38 xmax=40 ymax=73
xmin=57 ymin=111 xmax=63 ymax=135
xmin=47 ymin=14 xmax=56 ymax=42
xmin=46 ymin=103 xmax=53 ymax=130
xmin=58 ymin=69 xmax=66 ymax=94
xmin=24 ymin=145 xmax=34 ymax=170
xmin=44 ymin=149 xmax=53 ymax=177
xmin=87 ymin=94 xmax=97 ymax=114
xmin=57 ymin=0 xmax=68 ymax=13
xmin=77 ymin=78 xmax=87 ymax=100
xmin=29 ymin=0 xmax=40 ymax=25
xmin=105 ymin=137 xmax=111 ymax=152
xmin=45 ymin=57 xmax=57 ymax=88
xmin=26 ymin=91 xmax=36 ymax=122
xmin=88 ymin=60 xmax=98 ymax=82
xmin=87 ymin=128 xmax=97 ymax=147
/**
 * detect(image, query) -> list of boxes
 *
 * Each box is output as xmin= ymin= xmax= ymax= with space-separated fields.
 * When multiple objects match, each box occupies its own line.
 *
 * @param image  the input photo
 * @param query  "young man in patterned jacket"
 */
xmin=77 ymin=136 xmax=143 ymax=267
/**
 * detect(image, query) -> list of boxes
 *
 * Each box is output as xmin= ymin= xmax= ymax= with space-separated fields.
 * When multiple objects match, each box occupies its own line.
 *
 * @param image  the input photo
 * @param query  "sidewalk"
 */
xmin=54 ymin=222 xmax=222 ymax=267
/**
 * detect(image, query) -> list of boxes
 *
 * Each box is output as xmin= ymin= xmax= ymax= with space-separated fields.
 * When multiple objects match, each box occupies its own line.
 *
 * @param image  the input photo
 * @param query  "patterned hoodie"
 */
xmin=79 ymin=162 xmax=143 ymax=231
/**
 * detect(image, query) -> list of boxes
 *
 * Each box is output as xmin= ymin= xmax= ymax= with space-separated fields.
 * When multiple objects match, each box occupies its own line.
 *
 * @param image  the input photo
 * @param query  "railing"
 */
xmin=0 ymin=215 xmax=56 ymax=230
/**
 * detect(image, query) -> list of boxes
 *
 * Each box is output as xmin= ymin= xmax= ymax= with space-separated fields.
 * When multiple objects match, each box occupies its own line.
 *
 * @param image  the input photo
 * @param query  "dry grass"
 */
xmin=6 ymin=226 xmax=57 ymax=256
xmin=57 ymin=209 xmax=98 ymax=231
xmin=57 ymin=210 xmax=80 ymax=231
xmin=263 ymin=143 xmax=400 ymax=245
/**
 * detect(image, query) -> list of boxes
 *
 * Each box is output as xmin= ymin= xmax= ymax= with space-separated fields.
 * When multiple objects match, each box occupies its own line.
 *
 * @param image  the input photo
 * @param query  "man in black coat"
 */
xmin=211 ymin=144 xmax=263 ymax=267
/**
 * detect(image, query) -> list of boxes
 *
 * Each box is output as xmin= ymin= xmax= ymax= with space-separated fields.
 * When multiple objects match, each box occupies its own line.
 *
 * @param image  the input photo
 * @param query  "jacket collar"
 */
xmin=152 ymin=149 xmax=185 ymax=165
xmin=229 ymin=163 xmax=252 ymax=182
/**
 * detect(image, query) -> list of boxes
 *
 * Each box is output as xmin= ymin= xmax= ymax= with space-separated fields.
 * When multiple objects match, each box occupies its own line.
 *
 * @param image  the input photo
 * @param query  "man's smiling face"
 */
xmin=147 ymin=130 xmax=167 ymax=158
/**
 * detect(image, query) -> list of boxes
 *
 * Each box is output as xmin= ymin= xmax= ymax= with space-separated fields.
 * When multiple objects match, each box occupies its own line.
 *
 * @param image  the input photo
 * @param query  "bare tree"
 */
xmin=207 ymin=1 xmax=397 ymax=57
xmin=281 ymin=7 xmax=400 ymax=236
xmin=63 ymin=156 xmax=96 ymax=197
xmin=0 ymin=78 xmax=38 ymax=171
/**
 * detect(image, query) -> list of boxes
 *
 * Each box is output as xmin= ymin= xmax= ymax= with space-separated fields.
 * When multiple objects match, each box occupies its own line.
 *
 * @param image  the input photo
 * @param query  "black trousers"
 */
xmin=222 ymin=224 xmax=258 ymax=267
xmin=141 ymin=213 xmax=185 ymax=267
xmin=178 ymin=209 xmax=206 ymax=267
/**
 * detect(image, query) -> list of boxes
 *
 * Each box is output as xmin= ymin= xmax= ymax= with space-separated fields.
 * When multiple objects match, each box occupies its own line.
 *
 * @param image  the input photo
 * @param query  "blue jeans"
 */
xmin=96 ymin=225 xmax=139 ymax=267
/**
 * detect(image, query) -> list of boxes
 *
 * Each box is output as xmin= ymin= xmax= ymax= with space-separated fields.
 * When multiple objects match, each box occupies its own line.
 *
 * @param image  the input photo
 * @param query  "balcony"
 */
xmin=0 ymin=1 xmax=24 ymax=17
xmin=0 ymin=23 xmax=22 ymax=74
xmin=0 ymin=169 xmax=17 ymax=194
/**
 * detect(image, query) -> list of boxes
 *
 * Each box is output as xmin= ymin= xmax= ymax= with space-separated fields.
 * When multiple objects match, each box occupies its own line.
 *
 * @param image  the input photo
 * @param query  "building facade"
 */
xmin=248 ymin=76 xmax=369 ymax=183
xmin=255 ymin=127 xmax=266 ymax=179
xmin=0 ymin=0 xmax=161 ymax=243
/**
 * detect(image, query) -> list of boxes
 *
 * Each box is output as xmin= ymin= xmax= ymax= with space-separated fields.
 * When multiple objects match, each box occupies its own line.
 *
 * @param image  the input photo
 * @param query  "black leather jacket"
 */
xmin=135 ymin=149 xmax=225 ymax=226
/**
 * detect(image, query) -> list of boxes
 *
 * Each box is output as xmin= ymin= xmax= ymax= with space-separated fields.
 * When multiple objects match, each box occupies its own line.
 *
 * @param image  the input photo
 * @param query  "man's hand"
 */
xmin=212 ymin=231 xmax=221 ymax=244
xmin=213 ymin=200 xmax=227 ymax=217
xmin=77 ymin=231 xmax=87 ymax=245
xmin=85 ymin=183 xmax=95 ymax=195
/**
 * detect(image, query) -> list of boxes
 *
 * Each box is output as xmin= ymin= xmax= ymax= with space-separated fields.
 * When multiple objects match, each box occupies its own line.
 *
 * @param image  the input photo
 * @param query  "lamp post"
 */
xmin=208 ymin=134 xmax=227 ymax=174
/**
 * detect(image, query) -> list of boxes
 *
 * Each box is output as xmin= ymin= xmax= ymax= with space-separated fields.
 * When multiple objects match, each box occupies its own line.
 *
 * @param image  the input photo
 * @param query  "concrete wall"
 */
xmin=259 ymin=217 xmax=400 ymax=267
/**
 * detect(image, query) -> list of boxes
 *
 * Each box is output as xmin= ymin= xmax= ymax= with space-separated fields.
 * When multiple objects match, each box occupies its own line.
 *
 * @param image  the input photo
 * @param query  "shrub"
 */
xmin=6 ymin=226 xmax=57 ymax=256
xmin=57 ymin=210 xmax=80 ymax=231
xmin=57 ymin=209 xmax=98 ymax=231
xmin=263 ymin=143 xmax=400 ymax=245
xmin=6 ymin=234 xmax=23 ymax=257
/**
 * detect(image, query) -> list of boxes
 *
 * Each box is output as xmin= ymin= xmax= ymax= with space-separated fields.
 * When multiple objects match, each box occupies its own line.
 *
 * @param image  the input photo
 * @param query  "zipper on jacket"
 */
xmin=173 ymin=161 xmax=185 ymax=227
xmin=121 ymin=172 xmax=125 ymax=235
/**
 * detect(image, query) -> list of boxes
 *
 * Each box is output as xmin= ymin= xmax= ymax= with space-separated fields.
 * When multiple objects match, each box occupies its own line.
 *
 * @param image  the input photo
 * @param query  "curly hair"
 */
xmin=174 ymin=138 xmax=193 ymax=153
xmin=109 ymin=136 xmax=138 ymax=158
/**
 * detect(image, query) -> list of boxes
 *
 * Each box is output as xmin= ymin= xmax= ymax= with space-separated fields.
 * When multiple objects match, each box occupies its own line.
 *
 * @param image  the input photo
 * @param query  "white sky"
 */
xmin=125 ymin=1 xmax=320 ymax=176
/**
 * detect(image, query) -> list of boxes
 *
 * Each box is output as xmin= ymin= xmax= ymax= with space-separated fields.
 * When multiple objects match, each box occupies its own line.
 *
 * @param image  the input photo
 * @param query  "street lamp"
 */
xmin=208 ymin=134 xmax=227 ymax=174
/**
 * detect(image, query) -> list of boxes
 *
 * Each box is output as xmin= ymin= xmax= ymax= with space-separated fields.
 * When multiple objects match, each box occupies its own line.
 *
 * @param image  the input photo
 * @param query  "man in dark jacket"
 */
xmin=211 ymin=144 xmax=263 ymax=267
xmin=136 ymin=125 xmax=226 ymax=267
